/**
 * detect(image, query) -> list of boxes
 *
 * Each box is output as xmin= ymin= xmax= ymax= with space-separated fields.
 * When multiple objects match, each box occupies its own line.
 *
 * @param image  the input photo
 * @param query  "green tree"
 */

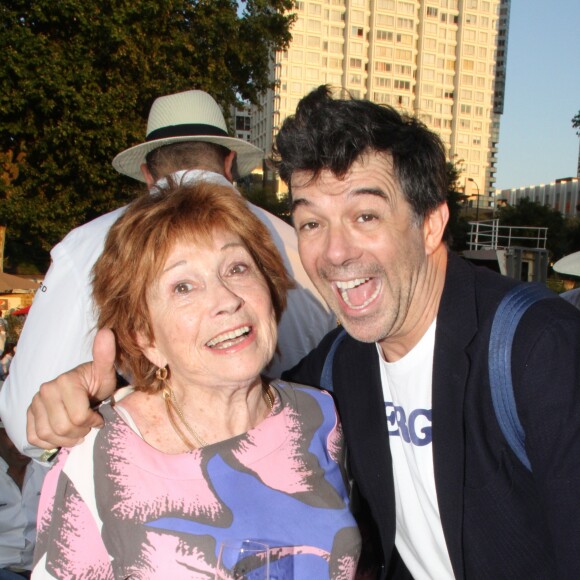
xmin=445 ymin=160 xmax=470 ymax=251
xmin=496 ymin=198 xmax=569 ymax=261
xmin=0 ymin=0 xmax=295 ymax=272
xmin=572 ymin=110 xmax=580 ymax=136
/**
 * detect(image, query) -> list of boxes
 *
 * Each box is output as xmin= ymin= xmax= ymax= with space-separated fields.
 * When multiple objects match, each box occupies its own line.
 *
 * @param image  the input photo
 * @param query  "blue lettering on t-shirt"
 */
xmin=385 ymin=402 xmax=432 ymax=446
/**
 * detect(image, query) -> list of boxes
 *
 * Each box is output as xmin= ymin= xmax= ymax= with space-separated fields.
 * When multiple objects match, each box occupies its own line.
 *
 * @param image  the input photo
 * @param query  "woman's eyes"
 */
xmin=174 ymin=282 xmax=194 ymax=295
xmin=171 ymin=261 xmax=252 ymax=295
xmin=228 ymin=262 xmax=249 ymax=276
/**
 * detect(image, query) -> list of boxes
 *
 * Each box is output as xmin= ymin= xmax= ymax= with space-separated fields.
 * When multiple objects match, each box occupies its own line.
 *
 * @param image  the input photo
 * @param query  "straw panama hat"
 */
xmin=112 ymin=90 xmax=264 ymax=182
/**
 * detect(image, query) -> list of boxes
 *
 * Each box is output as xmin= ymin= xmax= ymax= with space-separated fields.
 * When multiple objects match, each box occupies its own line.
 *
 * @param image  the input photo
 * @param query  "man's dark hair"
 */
xmin=272 ymin=85 xmax=448 ymax=221
xmin=145 ymin=141 xmax=233 ymax=181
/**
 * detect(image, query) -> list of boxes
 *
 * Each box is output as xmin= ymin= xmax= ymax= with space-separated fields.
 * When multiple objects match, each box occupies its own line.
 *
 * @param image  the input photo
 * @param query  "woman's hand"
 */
xmin=26 ymin=328 xmax=118 ymax=450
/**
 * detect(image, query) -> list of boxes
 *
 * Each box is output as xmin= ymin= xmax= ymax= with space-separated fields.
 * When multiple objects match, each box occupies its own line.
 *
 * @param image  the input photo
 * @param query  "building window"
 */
xmin=306 ymin=19 xmax=321 ymax=32
xmin=395 ymin=64 xmax=412 ymax=75
xmin=398 ymin=2 xmax=415 ymax=14
xmin=377 ymin=14 xmax=395 ymax=26
xmin=375 ymin=62 xmax=392 ymax=72
xmin=395 ymin=49 xmax=412 ymax=60
xmin=375 ymin=45 xmax=393 ymax=58
xmin=426 ymin=6 xmax=438 ymax=17
xmin=396 ymin=33 xmax=413 ymax=45
xmin=351 ymin=9 xmax=365 ymax=24
xmin=308 ymin=3 xmax=321 ymax=15
xmin=425 ymin=22 xmax=438 ymax=35
xmin=373 ymin=92 xmax=391 ymax=104
xmin=306 ymin=68 xmax=319 ymax=80
xmin=394 ymin=79 xmax=411 ymax=90
xmin=377 ymin=0 xmax=396 ymax=9
xmin=307 ymin=36 xmax=320 ymax=48
xmin=423 ymin=53 xmax=436 ymax=65
xmin=397 ymin=17 xmax=414 ymax=29
xmin=235 ymin=116 xmax=251 ymax=132
xmin=350 ymin=58 xmax=362 ymax=68
xmin=376 ymin=30 xmax=394 ymax=41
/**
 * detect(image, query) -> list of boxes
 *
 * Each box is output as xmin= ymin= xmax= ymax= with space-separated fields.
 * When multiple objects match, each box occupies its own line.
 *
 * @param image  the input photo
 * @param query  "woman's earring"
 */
xmin=155 ymin=366 xmax=168 ymax=381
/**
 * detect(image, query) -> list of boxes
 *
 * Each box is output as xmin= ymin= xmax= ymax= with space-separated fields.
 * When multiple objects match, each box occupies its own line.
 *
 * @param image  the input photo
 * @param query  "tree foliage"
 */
xmin=0 ymin=0 xmax=295 ymax=271
xmin=573 ymin=110 xmax=580 ymax=137
xmin=445 ymin=160 xmax=470 ymax=251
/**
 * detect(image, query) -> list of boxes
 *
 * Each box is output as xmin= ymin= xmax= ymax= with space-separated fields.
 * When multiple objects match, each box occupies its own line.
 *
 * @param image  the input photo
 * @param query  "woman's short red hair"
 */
xmin=92 ymin=178 xmax=293 ymax=390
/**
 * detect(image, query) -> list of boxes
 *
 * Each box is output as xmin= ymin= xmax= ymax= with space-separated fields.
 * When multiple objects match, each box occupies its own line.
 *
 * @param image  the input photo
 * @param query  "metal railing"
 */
xmin=467 ymin=219 xmax=548 ymax=252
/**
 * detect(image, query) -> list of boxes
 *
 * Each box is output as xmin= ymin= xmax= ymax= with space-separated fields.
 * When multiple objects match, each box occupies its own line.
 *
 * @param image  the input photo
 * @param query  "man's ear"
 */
xmin=423 ymin=202 xmax=449 ymax=255
xmin=135 ymin=331 xmax=167 ymax=369
xmin=224 ymin=151 xmax=237 ymax=183
xmin=141 ymin=163 xmax=156 ymax=189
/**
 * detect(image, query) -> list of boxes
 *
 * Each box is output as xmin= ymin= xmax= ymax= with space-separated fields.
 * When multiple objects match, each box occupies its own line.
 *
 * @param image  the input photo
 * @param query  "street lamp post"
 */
xmin=468 ymin=177 xmax=481 ymax=222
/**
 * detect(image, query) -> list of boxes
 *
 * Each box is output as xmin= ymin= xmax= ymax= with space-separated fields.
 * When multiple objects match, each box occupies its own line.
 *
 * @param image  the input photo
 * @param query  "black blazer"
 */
xmin=285 ymin=253 xmax=580 ymax=579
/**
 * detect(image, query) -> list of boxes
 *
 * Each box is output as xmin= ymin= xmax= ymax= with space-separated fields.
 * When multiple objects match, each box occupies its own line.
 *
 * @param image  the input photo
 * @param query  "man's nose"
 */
xmin=324 ymin=224 xmax=360 ymax=266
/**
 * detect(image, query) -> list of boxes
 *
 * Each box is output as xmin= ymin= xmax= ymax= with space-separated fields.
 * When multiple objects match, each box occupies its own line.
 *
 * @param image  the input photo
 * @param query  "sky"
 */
xmin=494 ymin=0 xmax=580 ymax=190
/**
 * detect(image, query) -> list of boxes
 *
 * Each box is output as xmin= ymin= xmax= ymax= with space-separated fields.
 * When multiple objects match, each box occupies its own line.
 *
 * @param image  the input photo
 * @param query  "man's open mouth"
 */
xmin=335 ymin=278 xmax=380 ymax=309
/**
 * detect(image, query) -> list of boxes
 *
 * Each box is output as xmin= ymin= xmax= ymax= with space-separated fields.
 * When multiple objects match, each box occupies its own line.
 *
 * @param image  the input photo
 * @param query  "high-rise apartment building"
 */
xmin=253 ymin=0 xmax=511 ymax=208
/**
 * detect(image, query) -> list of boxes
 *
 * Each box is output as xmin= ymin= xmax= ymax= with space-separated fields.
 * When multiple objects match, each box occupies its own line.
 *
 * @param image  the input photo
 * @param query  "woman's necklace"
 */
xmin=162 ymin=383 xmax=275 ymax=451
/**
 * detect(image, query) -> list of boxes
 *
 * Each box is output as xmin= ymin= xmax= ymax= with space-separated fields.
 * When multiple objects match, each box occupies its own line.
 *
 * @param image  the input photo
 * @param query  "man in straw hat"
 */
xmin=0 ymin=90 xmax=336 ymax=458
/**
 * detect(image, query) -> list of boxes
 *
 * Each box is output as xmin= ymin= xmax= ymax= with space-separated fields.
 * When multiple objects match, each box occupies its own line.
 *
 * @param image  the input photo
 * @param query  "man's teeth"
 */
xmin=206 ymin=326 xmax=250 ymax=348
xmin=335 ymin=278 xmax=378 ymax=309
xmin=336 ymin=278 xmax=370 ymax=290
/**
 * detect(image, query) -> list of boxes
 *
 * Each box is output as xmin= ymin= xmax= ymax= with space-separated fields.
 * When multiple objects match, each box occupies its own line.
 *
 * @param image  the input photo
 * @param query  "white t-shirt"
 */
xmin=377 ymin=320 xmax=455 ymax=580
xmin=0 ymin=170 xmax=336 ymax=458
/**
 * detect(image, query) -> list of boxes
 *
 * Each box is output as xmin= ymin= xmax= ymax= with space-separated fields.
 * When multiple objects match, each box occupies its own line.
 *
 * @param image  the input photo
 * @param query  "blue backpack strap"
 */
xmin=489 ymin=283 xmax=553 ymax=472
xmin=321 ymin=329 xmax=348 ymax=392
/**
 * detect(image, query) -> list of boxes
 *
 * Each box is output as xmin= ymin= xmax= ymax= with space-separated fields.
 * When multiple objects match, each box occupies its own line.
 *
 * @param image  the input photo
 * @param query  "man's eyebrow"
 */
xmin=350 ymin=187 xmax=388 ymax=200
xmin=290 ymin=197 xmax=310 ymax=214
xmin=291 ymin=186 xmax=389 ymax=214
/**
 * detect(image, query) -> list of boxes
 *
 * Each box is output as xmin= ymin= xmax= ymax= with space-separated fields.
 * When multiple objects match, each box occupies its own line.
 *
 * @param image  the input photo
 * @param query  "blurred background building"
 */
xmin=496 ymin=177 xmax=580 ymax=219
xmin=251 ymin=0 xmax=510 ymax=210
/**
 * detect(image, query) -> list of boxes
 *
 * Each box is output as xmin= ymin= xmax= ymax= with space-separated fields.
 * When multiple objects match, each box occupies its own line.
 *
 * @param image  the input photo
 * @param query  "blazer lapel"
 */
xmin=334 ymin=338 xmax=397 ymax=566
xmin=432 ymin=254 xmax=478 ymax=580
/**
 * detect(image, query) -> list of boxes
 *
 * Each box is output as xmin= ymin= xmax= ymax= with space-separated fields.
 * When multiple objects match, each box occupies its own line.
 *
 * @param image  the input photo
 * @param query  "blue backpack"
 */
xmin=321 ymin=283 xmax=554 ymax=472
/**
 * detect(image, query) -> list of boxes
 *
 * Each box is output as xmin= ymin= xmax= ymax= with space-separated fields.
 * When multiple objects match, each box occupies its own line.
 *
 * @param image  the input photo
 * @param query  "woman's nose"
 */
xmin=209 ymin=278 xmax=244 ymax=316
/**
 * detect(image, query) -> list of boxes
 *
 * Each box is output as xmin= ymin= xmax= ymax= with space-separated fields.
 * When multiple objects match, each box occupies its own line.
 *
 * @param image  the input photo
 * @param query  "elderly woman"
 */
xmin=32 ymin=181 xmax=360 ymax=579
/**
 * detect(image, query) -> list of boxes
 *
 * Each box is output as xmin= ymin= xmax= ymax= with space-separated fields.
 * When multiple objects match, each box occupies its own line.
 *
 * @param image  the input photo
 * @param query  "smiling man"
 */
xmin=274 ymin=86 xmax=580 ymax=579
